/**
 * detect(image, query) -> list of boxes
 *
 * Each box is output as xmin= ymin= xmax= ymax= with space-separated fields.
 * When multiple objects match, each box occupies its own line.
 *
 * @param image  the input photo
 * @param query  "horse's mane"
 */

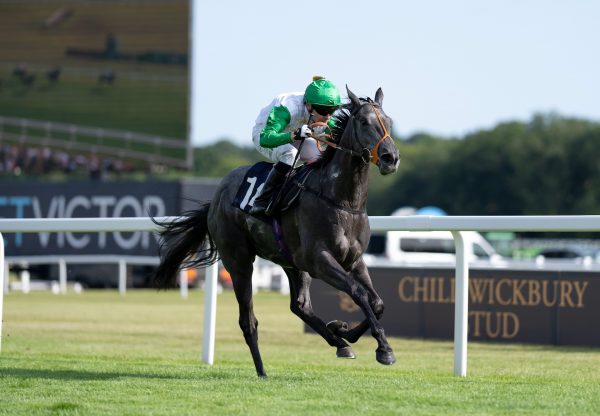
xmin=309 ymin=103 xmax=353 ymax=169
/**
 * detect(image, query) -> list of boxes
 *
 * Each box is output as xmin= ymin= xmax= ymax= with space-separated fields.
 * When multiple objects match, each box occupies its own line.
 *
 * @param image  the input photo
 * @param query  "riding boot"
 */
xmin=249 ymin=162 xmax=291 ymax=216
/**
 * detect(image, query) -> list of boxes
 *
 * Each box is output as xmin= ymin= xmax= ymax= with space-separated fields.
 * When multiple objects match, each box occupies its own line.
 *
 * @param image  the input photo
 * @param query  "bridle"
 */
xmin=367 ymin=100 xmax=394 ymax=165
xmin=310 ymin=99 xmax=394 ymax=165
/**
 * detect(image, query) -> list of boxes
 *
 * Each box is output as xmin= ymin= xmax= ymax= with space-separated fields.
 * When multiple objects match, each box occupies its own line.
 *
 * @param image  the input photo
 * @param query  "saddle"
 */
xmin=233 ymin=161 xmax=313 ymax=218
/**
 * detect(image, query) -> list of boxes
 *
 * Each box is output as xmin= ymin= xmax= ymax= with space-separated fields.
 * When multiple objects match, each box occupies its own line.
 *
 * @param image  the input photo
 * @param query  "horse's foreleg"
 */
xmin=327 ymin=259 xmax=384 ymax=343
xmin=312 ymin=252 xmax=395 ymax=366
xmin=285 ymin=269 xmax=355 ymax=359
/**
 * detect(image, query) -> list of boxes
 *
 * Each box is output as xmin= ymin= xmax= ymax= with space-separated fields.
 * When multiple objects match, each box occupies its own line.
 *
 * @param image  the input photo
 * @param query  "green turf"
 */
xmin=1 ymin=290 xmax=599 ymax=415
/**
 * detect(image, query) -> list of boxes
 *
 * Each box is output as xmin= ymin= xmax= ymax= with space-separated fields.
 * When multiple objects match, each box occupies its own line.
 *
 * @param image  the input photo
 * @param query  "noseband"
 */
xmin=311 ymin=99 xmax=394 ymax=166
xmin=367 ymin=102 xmax=394 ymax=165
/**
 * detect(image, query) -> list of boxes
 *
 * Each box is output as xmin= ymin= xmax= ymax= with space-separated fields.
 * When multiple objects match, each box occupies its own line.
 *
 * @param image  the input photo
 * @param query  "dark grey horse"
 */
xmin=153 ymin=87 xmax=400 ymax=377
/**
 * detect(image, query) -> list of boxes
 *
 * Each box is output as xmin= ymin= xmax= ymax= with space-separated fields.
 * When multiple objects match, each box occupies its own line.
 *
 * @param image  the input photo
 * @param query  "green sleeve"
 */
xmin=327 ymin=118 xmax=337 ymax=129
xmin=259 ymin=105 xmax=293 ymax=148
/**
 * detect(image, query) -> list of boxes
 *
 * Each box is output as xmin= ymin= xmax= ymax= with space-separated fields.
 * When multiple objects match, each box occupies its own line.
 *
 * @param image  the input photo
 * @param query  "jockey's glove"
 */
xmin=293 ymin=125 xmax=312 ymax=141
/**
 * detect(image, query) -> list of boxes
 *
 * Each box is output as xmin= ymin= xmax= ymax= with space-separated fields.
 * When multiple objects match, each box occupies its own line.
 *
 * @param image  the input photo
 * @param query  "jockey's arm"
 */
xmin=259 ymin=105 xmax=293 ymax=148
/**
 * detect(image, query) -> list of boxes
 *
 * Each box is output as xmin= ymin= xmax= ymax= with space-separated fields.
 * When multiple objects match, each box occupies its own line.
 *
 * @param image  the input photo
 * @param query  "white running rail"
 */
xmin=0 ymin=217 xmax=215 ymax=362
xmin=3 ymin=215 xmax=600 ymax=375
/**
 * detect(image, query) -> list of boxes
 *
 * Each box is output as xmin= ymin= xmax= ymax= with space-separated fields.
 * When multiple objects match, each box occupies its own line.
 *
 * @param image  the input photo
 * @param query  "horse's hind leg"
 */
xmin=221 ymin=251 xmax=266 ymax=377
xmin=327 ymin=319 xmax=369 ymax=344
xmin=284 ymin=269 xmax=355 ymax=359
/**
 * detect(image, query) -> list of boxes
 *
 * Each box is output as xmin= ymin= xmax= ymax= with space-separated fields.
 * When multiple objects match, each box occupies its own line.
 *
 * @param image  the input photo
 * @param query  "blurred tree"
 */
xmin=194 ymin=139 xmax=262 ymax=177
xmin=369 ymin=114 xmax=600 ymax=216
xmin=191 ymin=114 xmax=600 ymax=219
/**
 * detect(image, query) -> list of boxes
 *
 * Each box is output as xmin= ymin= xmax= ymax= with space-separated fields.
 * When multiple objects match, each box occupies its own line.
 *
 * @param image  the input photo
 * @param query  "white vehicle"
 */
xmin=370 ymin=230 xmax=503 ymax=265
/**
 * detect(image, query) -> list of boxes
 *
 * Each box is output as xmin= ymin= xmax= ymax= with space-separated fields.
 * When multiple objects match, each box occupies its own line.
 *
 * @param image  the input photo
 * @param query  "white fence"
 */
xmin=2 ymin=215 xmax=600 ymax=376
xmin=6 ymin=255 xmax=167 ymax=297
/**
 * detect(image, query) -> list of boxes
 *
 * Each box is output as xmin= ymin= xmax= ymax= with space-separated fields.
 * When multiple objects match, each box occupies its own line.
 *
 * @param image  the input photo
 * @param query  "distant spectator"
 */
xmin=25 ymin=148 xmax=38 ymax=172
xmin=0 ymin=143 xmax=131 ymax=177
xmin=89 ymin=154 xmax=101 ymax=180
xmin=42 ymin=147 xmax=53 ymax=173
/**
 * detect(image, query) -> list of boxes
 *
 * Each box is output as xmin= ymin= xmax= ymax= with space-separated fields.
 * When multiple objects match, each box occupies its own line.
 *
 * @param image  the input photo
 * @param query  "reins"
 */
xmin=309 ymin=121 xmax=368 ymax=163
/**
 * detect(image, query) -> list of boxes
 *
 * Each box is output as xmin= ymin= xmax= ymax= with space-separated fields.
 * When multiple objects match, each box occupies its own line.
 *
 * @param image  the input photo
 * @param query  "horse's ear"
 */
xmin=375 ymin=88 xmax=384 ymax=106
xmin=346 ymin=85 xmax=361 ymax=109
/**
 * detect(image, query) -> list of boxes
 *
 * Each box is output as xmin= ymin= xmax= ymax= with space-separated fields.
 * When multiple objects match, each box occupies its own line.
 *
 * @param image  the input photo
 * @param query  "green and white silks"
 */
xmin=252 ymin=92 xmax=330 ymax=166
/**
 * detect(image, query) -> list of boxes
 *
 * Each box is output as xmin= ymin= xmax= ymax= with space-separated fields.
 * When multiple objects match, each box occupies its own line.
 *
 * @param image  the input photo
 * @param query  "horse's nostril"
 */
xmin=380 ymin=153 xmax=395 ymax=164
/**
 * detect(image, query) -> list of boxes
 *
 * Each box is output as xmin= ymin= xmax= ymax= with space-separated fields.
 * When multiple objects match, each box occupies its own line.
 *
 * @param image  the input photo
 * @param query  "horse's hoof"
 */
xmin=376 ymin=348 xmax=396 ymax=365
xmin=327 ymin=320 xmax=349 ymax=336
xmin=336 ymin=346 xmax=356 ymax=359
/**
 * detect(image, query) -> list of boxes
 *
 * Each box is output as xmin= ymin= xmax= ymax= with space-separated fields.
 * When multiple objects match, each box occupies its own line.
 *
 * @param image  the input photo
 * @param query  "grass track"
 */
xmin=1 ymin=290 xmax=599 ymax=415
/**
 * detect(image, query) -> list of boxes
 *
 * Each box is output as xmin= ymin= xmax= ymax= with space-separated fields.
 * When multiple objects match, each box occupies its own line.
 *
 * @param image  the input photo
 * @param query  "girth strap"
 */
xmin=271 ymin=217 xmax=295 ymax=264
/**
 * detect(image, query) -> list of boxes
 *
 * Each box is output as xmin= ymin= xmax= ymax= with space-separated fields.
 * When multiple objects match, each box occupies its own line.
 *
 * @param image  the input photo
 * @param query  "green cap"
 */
xmin=304 ymin=77 xmax=341 ymax=107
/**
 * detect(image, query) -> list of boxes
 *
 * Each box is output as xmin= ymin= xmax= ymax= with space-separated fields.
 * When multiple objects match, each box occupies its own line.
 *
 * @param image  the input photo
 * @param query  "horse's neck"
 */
xmin=320 ymin=131 xmax=370 ymax=210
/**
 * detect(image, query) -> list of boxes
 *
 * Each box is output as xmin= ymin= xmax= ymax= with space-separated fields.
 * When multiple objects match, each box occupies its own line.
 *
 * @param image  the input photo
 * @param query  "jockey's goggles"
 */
xmin=312 ymin=104 xmax=338 ymax=116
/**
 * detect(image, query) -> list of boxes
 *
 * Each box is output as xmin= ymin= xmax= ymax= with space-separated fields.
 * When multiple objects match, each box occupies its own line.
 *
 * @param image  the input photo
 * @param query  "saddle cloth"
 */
xmin=233 ymin=161 xmax=312 ymax=216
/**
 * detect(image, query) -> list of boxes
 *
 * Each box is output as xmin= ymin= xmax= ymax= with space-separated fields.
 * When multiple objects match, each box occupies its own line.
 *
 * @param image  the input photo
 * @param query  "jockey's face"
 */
xmin=307 ymin=104 xmax=336 ymax=123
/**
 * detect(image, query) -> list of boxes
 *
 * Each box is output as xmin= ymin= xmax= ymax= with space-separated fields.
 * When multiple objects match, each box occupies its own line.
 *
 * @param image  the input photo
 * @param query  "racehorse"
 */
xmin=153 ymin=87 xmax=400 ymax=377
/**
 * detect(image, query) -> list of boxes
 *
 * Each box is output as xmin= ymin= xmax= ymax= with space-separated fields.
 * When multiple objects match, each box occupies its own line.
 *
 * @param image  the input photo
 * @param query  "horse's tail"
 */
xmin=152 ymin=202 xmax=219 ymax=289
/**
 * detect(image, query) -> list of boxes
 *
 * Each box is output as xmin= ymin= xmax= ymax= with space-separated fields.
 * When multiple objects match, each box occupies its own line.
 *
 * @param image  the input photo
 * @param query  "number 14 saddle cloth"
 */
xmin=233 ymin=161 xmax=313 ymax=216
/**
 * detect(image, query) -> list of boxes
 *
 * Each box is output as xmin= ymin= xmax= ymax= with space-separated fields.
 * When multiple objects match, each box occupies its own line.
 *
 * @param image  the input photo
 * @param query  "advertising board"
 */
xmin=308 ymin=266 xmax=600 ymax=346
xmin=0 ymin=180 xmax=219 ymax=257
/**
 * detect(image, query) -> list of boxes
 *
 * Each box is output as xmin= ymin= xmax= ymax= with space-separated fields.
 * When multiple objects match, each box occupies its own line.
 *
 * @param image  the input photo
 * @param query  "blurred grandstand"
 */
xmin=0 ymin=0 xmax=191 ymax=176
xmin=0 ymin=143 xmax=125 ymax=179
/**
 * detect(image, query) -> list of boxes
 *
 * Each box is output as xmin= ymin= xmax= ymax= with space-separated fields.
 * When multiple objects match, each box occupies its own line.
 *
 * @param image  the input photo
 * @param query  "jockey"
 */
xmin=249 ymin=76 xmax=341 ymax=216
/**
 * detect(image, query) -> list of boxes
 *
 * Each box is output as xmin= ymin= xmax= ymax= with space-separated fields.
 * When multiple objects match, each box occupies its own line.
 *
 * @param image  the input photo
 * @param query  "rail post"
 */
xmin=201 ymin=262 xmax=218 ymax=365
xmin=179 ymin=269 xmax=188 ymax=299
xmin=118 ymin=259 xmax=127 ymax=296
xmin=58 ymin=259 xmax=67 ymax=294
xmin=0 ymin=232 xmax=4 ymax=353
xmin=452 ymin=231 xmax=469 ymax=377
